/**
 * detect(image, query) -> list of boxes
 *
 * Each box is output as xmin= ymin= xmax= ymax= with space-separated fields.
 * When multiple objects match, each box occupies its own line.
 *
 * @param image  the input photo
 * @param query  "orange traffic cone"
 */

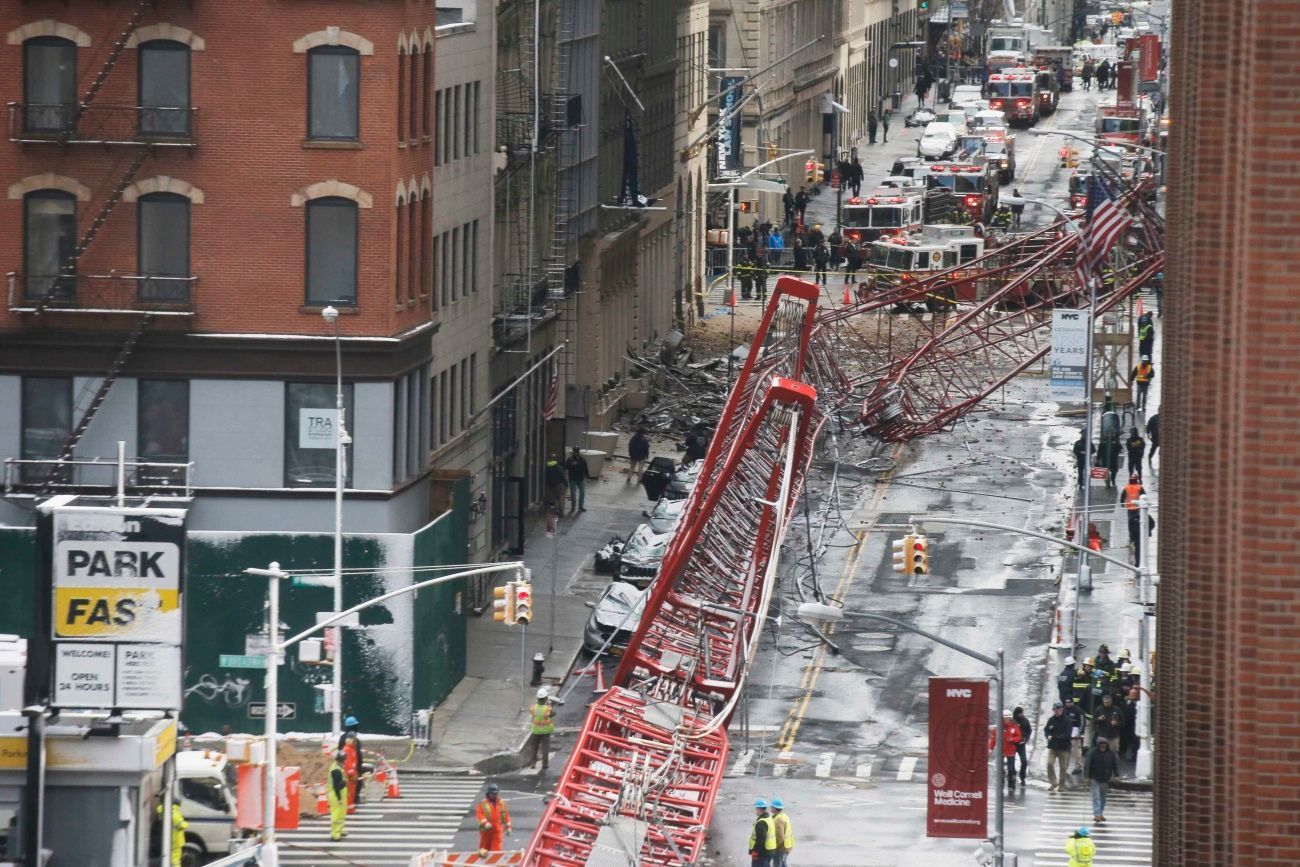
xmin=842 ymin=284 xmax=852 ymax=305
xmin=316 ymin=788 xmax=328 ymax=816
xmin=1136 ymin=298 xmax=1145 ymax=317
xmin=725 ymin=287 xmax=736 ymax=307
xmin=593 ymin=662 xmax=607 ymax=694
xmin=387 ymin=769 xmax=401 ymax=799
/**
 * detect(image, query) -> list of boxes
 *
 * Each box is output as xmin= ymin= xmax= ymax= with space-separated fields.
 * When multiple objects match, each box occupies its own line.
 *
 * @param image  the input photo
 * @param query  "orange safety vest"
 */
xmin=1123 ymin=483 xmax=1143 ymax=510
xmin=1134 ymin=363 xmax=1154 ymax=383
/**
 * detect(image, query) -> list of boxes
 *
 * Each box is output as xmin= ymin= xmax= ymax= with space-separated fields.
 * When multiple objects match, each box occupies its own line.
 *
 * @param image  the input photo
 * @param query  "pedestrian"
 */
xmin=738 ymin=252 xmax=755 ymax=300
xmin=807 ymin=223 xmax=825 ymax=247
xmin=1057 ymin=655 xmax=1078 ymax=706
xmin=1066 ymin=827 xmax=1096 ymax=866
xmin=338 ymin=715 xmax=364 ymax=805
xmin=1044 ymin=702 xmax=1073 ymax=792
xmin=544 ymin=456 xmax=567 ymax=515
xmin=868 ymin=110 xmax=879 ymax=144
xmin=524 ymin=688 xmax=555 ymax=770
xmin=1064 ymin=697 xmax=1086 ymax=774
xmin=1120 ymin=684 xmax=1140 ymax=760
xmin=1137 ymin=311 xmax=1155 ymax=358
xmin=327 ymin=749 xmax=349 ymax=842
xmin=769 ymin=797 xmax=795 ymax=866
xmin=565 ymin=447 xmax=588 ymax=514
xmin=812 ymin=240 xmax=830 ymax=285
xmin=476 ymin=783 xmax=512 ymax=855
xmin=850 ymin=156 xmax=863 ymax=195
xmin=1081 ymin=59 xmax=1094 ymax=90
xmin=755 ymin=254 xmax=769 ymax=301
xmin=1095 ymin=644 xmax=1116 ymax=675
xmin=1125 ymin=428 xmax=1146 ymax=481
xmin=156 ymin=796 xmax=188 ymax=865
xmin=1131 ymin=355 xmax=1155 ymax=412
xmin=1084 ymin=739 xmax=1119 ymax=822
xmin=990 ymin=709 xmax=1024 ymax=791
xmin=1072 ymin=434 xmax=1094 ymax=488
xmin=1098 ymin=403 xmax=1121 ymax=488
xmin=749 ymin=799 xmax=777 ymax=866
xmin=1121 ymin=472 xmax=1146 ymax=556
xmin=881 ymin=109 xmax=892 ymax=142
xmin=792 ymin=238 xmax=810 ymax=273
xmin=844 ymin=238 xmax=862 ymax=285
xmin=1145 ymin=411 xmax=1159 ymax=469
xmin=767 ymin=225 xmax=785 ymax=266
xmin=1092 ymin=693 xmax=1124 ymax=755
xmin=795 ymin=187 xmax=809 ymax=224
xmin=684 ymin=424 xmax=709 ymax=462
xmin=782 ymin=187 xmax=795 ymax=226
xmin=1008 ymin=188 xmax=1025 ymax=228
xmin=628 ymin=428 xmax=650 ymax=482
xmin=1013 ymin=706 xmax=1033 ymax=785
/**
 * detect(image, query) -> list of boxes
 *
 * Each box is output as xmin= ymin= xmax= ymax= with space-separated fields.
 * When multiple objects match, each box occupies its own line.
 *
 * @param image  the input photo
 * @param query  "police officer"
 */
xmin=327 ymin=749 xmax=349 ymax=842
xmin=749 ymin=799 xmax=777 ymax=866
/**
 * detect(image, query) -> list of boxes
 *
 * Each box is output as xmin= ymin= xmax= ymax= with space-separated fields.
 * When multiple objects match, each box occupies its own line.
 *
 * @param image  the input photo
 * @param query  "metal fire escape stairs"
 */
xmin=37 ymin=2 xmax=155 ymax=491
xmin=546 ymin=0 xmax=579 ymax=399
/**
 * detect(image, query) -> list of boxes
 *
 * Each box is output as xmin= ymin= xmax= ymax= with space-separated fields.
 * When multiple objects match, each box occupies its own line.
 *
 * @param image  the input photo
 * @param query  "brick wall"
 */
xmin=1157 ymin=1 xmax=1300 ymax=863
xmin=1 ymin=1 xmax=440 ymax=338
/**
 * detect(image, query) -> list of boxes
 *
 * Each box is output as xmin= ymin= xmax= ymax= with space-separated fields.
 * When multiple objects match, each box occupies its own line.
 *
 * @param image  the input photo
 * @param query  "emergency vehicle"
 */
xmin=1033 ymin=67 xmax=1061 ymax=115
xmin=1096 ymin=102 xmax=1147 ymax=148
xmin=1068 ymin=170 xmax=1091 ymax=210
xmin=917 ymin=162 xmax=1000 ymax=224
xmin=1033 ymin=46 xmax=1075 ymax=90
xmin=985 ymin=71 xmax=1039 ymax=126
xmin=841 ymin=187 xmax=925 ymax=243
xmin=868 ymin=225 xmax=986 ymax=308
xmin=980 ymin=129 xmax=1017 ymax=183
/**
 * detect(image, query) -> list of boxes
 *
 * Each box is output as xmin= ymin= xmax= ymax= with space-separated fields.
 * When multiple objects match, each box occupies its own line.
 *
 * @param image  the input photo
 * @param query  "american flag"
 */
xmin=1073 ymin=176 xmax=1132 ymax=289
xmin=542 ymin=368 xmax=560 ymax=421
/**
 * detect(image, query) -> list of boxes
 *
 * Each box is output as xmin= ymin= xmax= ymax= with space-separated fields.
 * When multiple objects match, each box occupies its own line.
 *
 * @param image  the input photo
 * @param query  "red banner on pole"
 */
xmin=927 ymin=677 xmax=989 ymax=838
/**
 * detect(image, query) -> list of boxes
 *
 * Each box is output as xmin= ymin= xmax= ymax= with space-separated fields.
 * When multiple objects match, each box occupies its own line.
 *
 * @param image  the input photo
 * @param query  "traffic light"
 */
xmin=493 ymin=581 xmax=517 ymax=624
xmin=737 ymin=201 xmax=753 ymax=213
xmin=892 ymin=534 xmax=916 ymax=575
xmin=514 ymin=579 xmax=533 ymax=625
xmin=911 ymin=534 xmax=929 ymax=575
xmin=806 ymin=159 xmax=817 ymax=183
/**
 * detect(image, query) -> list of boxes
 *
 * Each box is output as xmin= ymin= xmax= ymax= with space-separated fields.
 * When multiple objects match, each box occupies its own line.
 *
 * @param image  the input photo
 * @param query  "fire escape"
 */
xmin=6 ymin=1 xmax=198 ymax=496
xmin=545 ymin=0 xmax=581 ymax=400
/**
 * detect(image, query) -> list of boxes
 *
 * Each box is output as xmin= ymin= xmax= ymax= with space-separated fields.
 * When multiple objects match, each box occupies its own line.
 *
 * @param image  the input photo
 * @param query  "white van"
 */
xmin=163 ymin=751 xmax=239 ymax=865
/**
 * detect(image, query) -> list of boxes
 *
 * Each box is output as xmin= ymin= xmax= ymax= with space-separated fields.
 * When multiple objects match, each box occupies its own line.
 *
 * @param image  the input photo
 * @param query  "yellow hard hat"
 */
xmin=1083 ymin=657 xmax=1095 ymax=666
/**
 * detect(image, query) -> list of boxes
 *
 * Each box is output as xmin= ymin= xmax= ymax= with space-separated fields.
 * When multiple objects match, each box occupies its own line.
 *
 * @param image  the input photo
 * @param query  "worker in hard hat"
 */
xmin=748 ymin=799 xmax=777 ymax=866
xmin=525 ymin=688 xmax=555 ymax=771
xmin=326 ymin=749 xmax=349 ymax=842
xmin=1066 ymin=826 xmax=1095 ymax=866
xmin=769 ymin=797 xmax=795 ymax=865
xmin=338 ymin=715 xmax=363 ymax=807
xmin=476 ymin=783 xmax=512 ymax=854
xmin=155 ymin=796 xmax=188 ymax=866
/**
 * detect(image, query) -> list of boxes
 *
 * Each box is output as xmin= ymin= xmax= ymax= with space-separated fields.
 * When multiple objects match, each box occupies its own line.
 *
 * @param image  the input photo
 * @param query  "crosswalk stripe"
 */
xmin=728 ymin=748 xmax=755 ymax=777
xmin=855 ymin=761 xmax=873 ymax=779
xmin=896 ymin=756 xmax=918 ymax=781
xmin=815 ymin=752 xmax=835 ymax=778
xmin=1031 ymin=787 xmax=1152 ymax=866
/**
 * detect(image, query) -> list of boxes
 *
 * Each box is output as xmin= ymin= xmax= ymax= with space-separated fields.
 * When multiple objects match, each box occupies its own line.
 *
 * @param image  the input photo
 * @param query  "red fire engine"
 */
xmin=986 ymin=71 xmax=1039 ymax=126
xmin=841 ymin=187 xmax=925 ymax=243
xmin=868 ymin=226 xmax=985 ymax=308
xmin=917 ymin=162 xmax=1000 ymax=224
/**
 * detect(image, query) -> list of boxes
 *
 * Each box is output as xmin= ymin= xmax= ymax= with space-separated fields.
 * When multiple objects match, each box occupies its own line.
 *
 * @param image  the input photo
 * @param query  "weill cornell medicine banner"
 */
xmin=927 ymin=677 xmax=989 ymax=838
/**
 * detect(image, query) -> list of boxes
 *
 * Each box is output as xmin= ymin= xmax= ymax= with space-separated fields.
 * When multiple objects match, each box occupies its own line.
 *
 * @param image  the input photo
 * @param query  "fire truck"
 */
xmin=1068 ymin=170 xmax=1091 ymax=210
xmin=1033 ymin=67 xmax=1061 ymax=115
xmin=867 ymin=226 xmax=986 ymax=309
xmin=841 ymin=187 xmax=925 ymax=244
xmin=1096 ymin=101 xmax=1147 ymax=148
xmin=1033 ymin=46 xmax=1075 ymax=91
xmin=985 ymin=71 xmax=1039 ymax=126
xmin=917 ymin=162 xmax=1000 ymax=224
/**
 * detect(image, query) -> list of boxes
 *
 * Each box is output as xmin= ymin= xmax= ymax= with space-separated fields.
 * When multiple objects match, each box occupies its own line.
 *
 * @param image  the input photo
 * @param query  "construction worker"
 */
xmin=156 ymin=797 xmax=188 ymax=866
xmin=338 ymin=715 xmax=363 ymax=806
xmin=1137 ymin=311 xmax=1155 ymax=358
xmin=526 ymin=687 xmax=555 ymax=771
xmin=748 ymin=798 xmax=777 ymax=866
xmin=1131 ymin=355 xmax=1155 ymax=412
xmin=476 ymin=783 xmax=511 ymax=855
xmin=1066 ymin=826 xmax=1096 ymax=866
xmin=327 ymin=749 xmax=348 ymax=842
xmin=1120 ymin=473 xmax=1146 ymax=557
xmin=769 ymin=797 xmax=795 ymax=866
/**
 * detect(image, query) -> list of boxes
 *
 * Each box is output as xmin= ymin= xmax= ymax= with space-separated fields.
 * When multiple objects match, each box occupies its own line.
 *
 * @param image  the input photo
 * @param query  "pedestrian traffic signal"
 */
xmin=493 ymin=581 xmax=517 ymax=625
xmin=911 ymin=534 xmax=929 ymax=575
xmin=737 ymin=201 xmax=753 ymax=213
xmin=514 ymin=580 xmax=533 ymax=625
xmin=892 ymin=534 xmax=916 ymax=574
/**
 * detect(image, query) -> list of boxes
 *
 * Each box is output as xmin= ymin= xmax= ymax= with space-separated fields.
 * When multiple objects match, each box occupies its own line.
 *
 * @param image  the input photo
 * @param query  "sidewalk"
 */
xmin=411 ymin=432 xmax=673 ymax=772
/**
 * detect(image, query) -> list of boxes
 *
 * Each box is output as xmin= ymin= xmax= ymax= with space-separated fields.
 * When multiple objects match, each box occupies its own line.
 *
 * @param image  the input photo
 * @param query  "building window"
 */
xmin=409 ymin=45 xmax=420 ymax=143
xmin=473 ymin=81 xmax=481 ymax=153
xmin=461 ymin=222 xmax=471 ymax=299
xmin=451 ymin=85 xmax=461 ymax=160
xmin=397 ymin=50 xmax=407 ymax=142
xmin=23 ymin=36 xmax=76 ymax=133
xmin=285 ymin=382 xmax=354 ymax=487
xmin=138 ymin=192 xmax=190 ymax=301
xmin=308 ymin=45 xmax=360 ymax=140
xmin=138 ymin=379 xmax=189 ymax=463
xmin=421 ymin=194 xmax=432 ymax=298
xmin=139 ymin=40 xmax=191 ymax=136
xmin=408 ymin=195 xmax=419 ymax=302
xmin=423 ymin=50 xmax=433 ymax=138
xmin=306 ymin=197 xmax=358 ymax=306
xmin=21 ymin=377 xmax=72 ymax=479
xmin=395 ymin=196 xmax=407 ymax=305
xmin=440 ymin=231 xmax=450 ymax=308
xmin=434 ymin=90 xmax=443 ymax=164
xmin=469 ymin=354 xmax=477 ymax=416
xmin=23 ymin=190 xmax=76 ymax=301
xmin=429 ymin=372 xmax=440 ymax=448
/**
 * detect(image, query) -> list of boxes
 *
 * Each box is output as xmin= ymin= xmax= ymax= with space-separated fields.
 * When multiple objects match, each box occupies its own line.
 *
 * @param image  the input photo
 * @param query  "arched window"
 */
xmin=138 ymin=40 xmax=191 ymax=136
xmin=23 ymin=189 xmax=76 ymax=300
xmin=408 ymin=193 xmax=419 ymax=301
xmin=409 ymin=44 xmax=419 ymax=142
xmin=308 ymin=46 xmax=360 ymax=140
xmin=138 ymin=192 xmax=190 ymax=301
xmin=397 ymin=47 xmax=407 ymax=142
xmin=23 ymin=36 xmax=76 ymax=133
xmin=395 ymin=193 xmax=407 ymax=305
xmin=306 ymin=197 xmax=358 ymax=305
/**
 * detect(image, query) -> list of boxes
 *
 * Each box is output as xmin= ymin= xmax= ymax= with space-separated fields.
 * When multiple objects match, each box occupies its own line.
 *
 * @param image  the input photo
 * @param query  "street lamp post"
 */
xmin=321 ymin=305 xmax=347 ymax=740
xmin=247 ymin=560 xmax=525 ymax=867
xmin=796 ymin=602 xmax=1007 ymax=867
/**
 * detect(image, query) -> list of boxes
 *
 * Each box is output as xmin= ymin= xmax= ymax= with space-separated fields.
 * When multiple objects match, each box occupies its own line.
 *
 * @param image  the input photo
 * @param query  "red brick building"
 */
xmin=1156 ymin=0 xmax=1300 ymax=862
xmin=0 ymin=2 xmax=447 ymax=533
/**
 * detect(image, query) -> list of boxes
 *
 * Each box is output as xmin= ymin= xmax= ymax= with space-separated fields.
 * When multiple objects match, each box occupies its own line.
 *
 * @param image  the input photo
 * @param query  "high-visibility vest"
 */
xmin=531 ymin=702 xmax=554 ymax=735
xmin=1124 ymin=483 xmax=1143 ymax=510
xmin=477 ymin=798 xmax=510 ymax=832
xmin=749 ymin=815 xmax=777 ymax=851
xmin=772 ymin=811 xmax=795 ymax=849
xmin=1066 ymin=836 xmax=1096 ymax=865
xmin=1135 ymin=363 xmax=1154 ymax=383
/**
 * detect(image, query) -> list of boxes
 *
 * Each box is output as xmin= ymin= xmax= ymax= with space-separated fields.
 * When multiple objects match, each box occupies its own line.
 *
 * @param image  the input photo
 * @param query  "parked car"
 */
xmin=918 ymin=122 xmax=959 ymax=159
xmin=949 ymin=84 xmax=984 ymax=108
xmin=644 ymin=497 xmax=686 ymax=534
xmin=904 ymin=106 xmax=937 ymax=128
xmin=616 ymin=523 xmax=673 ymax=585
xmin=582 ymin=581 xmax=649 ymax=655
xmin=937 ymin=110 xmax=970 ymax=135
xmin=594 ymin=535 xmax=627 ymax=574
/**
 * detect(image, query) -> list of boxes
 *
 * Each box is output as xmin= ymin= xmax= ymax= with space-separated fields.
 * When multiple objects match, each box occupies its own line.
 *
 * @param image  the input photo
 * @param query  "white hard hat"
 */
xmin=537 ymin=688 xmax=549 ymax=700
xmin=1065 ymin=656 xmax=1077 ymax=666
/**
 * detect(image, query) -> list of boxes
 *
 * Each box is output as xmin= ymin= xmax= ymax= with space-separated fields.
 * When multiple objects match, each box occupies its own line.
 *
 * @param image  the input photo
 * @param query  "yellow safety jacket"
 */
xmin=531 ymin=702 xmax=555 ymax=735
xmin=772 ymin=811 xmax=795 ymax=851
xmin=156 ymin=802 xmax=187 ymax=866
xmin=1134 ymin=363 xmax=1154 ymax=383
xmin=749 ymin=815 xmax=777 ymax=851
xmin=1066 ymin=836 xmax=1096 ymax=866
